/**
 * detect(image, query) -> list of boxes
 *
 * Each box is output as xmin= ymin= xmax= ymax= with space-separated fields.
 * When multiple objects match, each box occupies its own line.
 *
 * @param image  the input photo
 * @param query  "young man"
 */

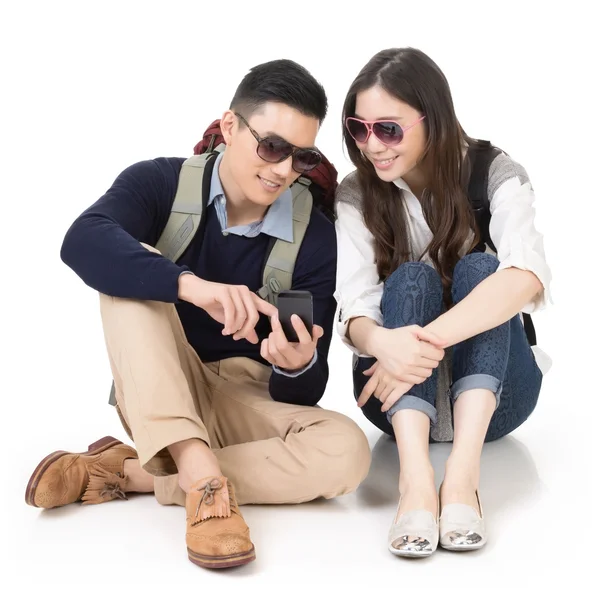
xmin=25 ymin=59 xmax=371 ymax=569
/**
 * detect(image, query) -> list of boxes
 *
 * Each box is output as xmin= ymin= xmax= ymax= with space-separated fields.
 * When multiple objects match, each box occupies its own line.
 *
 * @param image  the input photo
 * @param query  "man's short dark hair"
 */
xmin=230 ymin=59 xmax=327 ymax=124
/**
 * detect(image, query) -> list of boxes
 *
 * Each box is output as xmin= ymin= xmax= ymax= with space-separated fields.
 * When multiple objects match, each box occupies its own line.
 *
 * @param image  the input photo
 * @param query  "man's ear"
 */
xmin=220 ymin=110 xmax=237 ymax=145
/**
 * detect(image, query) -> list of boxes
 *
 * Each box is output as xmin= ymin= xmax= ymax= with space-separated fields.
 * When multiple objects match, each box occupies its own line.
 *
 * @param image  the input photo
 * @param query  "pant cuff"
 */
xmin=450 ymin=374 xmax=502 ymax=409
xmin=154 ymin=474 xmax=186 ymax=507
xmin=137 ymin=420 xmax=212 ymax=477
xmin=386 ymin=395 xmax=438 ymax=424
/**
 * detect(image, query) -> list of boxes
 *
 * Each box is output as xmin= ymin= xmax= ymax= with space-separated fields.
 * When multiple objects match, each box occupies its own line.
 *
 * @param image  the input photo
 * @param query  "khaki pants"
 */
xmin=99 ymin=293 xmax=371 ymax=507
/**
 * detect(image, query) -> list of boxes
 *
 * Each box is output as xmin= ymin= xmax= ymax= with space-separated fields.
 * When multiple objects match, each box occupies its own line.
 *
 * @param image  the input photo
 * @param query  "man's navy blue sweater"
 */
xmin=60 ymin=156 xmax=338 ymax=406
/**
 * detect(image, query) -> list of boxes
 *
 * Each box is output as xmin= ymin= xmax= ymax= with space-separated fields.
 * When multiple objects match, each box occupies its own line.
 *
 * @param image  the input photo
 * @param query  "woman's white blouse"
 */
xmin=333 ymin=151 xmax=553 ymax=376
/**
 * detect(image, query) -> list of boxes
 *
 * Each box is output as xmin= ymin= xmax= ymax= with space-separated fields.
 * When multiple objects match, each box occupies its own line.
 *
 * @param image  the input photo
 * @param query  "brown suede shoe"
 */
xmin=186 ymin=475 xmax=255 ymax=569
xmin=25 ymin=436 xmax=138 ymax=508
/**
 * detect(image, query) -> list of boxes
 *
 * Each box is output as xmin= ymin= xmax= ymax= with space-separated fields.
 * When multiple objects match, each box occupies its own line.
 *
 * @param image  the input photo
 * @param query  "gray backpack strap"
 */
xmin=257 ymin=177 xmax=313 ymax=305
xmin=155 ymin=144 xmax=225 ymax=262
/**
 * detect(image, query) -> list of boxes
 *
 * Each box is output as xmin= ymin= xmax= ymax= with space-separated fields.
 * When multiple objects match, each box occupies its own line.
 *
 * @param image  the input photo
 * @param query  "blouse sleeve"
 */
xmin=487 ymin=153 xmax=553 ymax=313
xmin=333 ymin=173 xmax=384 ymax=356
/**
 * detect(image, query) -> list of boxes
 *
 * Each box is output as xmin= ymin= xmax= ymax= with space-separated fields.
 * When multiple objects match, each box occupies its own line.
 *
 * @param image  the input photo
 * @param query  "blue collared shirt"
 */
xmin=208 ymin=153 xmax=317 ymax=376
xmin=208 ymin=153 xmax=294 ymax=242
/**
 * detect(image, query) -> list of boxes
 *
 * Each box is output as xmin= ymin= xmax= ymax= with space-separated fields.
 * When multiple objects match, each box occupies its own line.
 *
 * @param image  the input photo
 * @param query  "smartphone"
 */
xmin=277 ymin=290 xmax=313 ymax=343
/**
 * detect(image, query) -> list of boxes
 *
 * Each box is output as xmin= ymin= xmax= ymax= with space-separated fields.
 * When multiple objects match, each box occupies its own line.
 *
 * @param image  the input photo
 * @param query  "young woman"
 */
xmin=334 ymin=47 xmax=552 ymax=557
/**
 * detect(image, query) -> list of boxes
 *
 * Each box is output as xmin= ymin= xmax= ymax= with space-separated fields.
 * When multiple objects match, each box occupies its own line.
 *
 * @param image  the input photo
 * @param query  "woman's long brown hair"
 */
xmin=342 ymin=48 xmax=480 ymax=305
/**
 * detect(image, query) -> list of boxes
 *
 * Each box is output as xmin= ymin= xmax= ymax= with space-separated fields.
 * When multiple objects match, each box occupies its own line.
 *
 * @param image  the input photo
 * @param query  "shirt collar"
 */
xmin=393 ymin=176 xmax=412 ymax=193
xmin=208 ymin=152 xmax=293 ymax=242
xmin=393 ymin=176 xmax=426 ymax=221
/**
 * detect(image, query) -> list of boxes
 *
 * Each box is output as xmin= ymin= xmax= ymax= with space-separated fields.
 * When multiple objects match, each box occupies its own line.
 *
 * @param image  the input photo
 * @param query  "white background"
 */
xmin=2 ymin=0 xmax=598 ymax=597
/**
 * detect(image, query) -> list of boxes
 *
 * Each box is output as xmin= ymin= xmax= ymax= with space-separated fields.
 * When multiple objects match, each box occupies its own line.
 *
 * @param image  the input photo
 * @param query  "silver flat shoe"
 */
xmin=388 ymin=500 xmax=439 ymax=558
xmin=439 ymin=490 xmax=486 ymax=551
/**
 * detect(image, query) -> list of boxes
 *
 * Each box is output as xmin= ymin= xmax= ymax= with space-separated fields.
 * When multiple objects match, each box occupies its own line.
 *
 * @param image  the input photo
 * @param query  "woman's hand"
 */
xmin=368 ymin=325 xmax=445 ymax=384
xmin=357 ymin=362 xmax=414 ymax=412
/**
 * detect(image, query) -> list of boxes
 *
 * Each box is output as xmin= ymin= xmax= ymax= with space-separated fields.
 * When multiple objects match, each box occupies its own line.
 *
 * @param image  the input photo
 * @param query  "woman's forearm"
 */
xmin=425 ymin=268 xmax=543 ymax=348
xmin=347 ymin=316 xmax=382 ymax=356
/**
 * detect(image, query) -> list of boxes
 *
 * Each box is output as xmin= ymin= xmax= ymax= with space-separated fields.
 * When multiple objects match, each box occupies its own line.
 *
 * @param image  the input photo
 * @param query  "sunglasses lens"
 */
xmin=257 ymin=137 xmax=321 ymax=173
xmin=293 ymin=149 xmax=322 ymax=173
xmin=257 ymin=137 xmax=293 ymax=163
xmin=373 ymin=121 xmax=404 ymax=145
xmin=346 ymin=119 xmax=369 ymax=143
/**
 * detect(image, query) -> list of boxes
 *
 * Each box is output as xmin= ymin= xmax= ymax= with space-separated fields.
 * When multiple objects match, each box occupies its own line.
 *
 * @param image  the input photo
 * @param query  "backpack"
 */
xmin=155 ymin=119 xmax=338 ymax=306
xmin=466 ymin=140 xmax=537 ymax=346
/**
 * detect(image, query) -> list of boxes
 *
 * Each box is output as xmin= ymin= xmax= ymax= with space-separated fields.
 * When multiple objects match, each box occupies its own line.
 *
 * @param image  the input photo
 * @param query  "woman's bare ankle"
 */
xmin=444 ymin=455 xmax=479 ymax=488
xmin=440 ymin=457 xmax=480 ymax=511
xmin=398 ymin=461 xmax=435 ymax=492
xmin=397 ymin=465 xmax=437 ymax=517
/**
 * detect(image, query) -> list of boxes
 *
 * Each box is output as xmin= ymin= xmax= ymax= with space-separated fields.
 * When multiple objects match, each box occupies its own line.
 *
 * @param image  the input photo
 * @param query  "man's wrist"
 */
xmin=177 ymin=271 xmax=197 ymax=302
xmin=273 ymin=350 xmax=318 ymax=377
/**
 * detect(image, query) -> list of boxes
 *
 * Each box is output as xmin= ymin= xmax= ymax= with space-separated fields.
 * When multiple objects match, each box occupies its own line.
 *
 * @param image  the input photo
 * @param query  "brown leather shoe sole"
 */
xmin=187 ymin=546 xmax=256 ymax=569
xmin=25 ymin=436 xmax=124 ymax=507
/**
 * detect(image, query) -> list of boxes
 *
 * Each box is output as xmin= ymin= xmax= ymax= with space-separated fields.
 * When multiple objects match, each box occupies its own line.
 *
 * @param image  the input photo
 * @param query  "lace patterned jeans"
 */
xmin=353 ymin=253 xmax=542 ymax=442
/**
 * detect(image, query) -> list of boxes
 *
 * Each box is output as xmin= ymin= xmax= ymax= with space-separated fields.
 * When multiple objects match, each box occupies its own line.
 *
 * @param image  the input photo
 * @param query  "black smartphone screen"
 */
xmin=277 ymin=290 xmax=313 ymax=343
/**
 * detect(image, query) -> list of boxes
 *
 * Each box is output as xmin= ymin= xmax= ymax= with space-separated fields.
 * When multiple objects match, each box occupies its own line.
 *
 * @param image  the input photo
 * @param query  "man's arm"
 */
xmin=60 ymin=157 xmax=190 ymax=301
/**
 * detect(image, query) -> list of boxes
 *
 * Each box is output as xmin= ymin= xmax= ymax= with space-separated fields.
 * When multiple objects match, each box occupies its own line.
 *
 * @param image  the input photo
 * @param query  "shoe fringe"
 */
xmin=81 ymin=463 xmax=129 ymax=505
xmin=192 ymin=478 xmax=231 ymax=525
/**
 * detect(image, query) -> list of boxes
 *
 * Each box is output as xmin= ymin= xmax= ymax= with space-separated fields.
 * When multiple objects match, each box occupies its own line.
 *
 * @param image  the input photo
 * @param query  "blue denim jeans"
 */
xmin=352 ymin=253 xmax=542 ymax=442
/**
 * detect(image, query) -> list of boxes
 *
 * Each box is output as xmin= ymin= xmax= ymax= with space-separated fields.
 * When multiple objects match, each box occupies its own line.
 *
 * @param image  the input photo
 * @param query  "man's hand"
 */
xmin=260 ymin=314 xmax=323 ymax=372
xmin=178 ymin=273 xmax=277 ymax=344
xmin=357 ymin=362 xmax=414 ymax=412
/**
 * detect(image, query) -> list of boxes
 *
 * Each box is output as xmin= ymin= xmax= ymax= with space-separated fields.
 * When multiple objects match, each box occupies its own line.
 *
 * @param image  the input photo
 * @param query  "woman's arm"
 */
xmin=335 ymin=193 xmax=445 ymax=381
xmin=425 ymin=267 xmax=542 ymax=348
xmin=347 ymin=316 xmax=382 ymax=356
xmin=426 ymin=154 xmax=552 ymax=347
xmin=334 ymin=180 xmax=385 ymax=356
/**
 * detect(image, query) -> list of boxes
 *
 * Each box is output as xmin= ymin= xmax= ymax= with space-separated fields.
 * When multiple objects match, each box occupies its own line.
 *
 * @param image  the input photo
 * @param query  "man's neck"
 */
xmin=218 ymin=155 xmax=269 ymax=226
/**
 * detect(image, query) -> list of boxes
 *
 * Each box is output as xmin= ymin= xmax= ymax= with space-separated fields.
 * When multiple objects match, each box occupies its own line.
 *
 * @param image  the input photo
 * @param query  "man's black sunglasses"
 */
xmin=235 ymin=112 xmax=322 ymax=173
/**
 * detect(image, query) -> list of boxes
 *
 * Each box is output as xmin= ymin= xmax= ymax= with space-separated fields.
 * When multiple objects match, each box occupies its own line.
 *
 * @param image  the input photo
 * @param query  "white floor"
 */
xmin=5 ymin=327 xmax=596 ymax=598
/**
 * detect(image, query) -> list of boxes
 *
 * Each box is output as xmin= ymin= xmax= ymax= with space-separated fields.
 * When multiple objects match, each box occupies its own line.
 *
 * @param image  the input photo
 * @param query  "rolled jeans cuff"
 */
xmin=450 ymin=374 xmax=502 ymax=409
xmin=386 ymin=395 xmax=438 ymax=425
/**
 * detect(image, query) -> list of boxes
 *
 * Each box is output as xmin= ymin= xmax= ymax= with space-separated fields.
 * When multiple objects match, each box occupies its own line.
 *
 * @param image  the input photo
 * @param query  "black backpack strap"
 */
xmin=522 ymin=313 xmax=537 ymax=346
xmin=467 ymin=141 xmax=501 ymax=253
xmin=466 ymin=141 xmax=537 ymax=347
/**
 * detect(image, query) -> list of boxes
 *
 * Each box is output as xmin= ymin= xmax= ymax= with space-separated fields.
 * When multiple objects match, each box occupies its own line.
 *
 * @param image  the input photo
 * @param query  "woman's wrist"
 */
xmin=365 ymin=322 xmax=385 ymax=357
xmin=348 ymin=317 xmax=383 ymax=357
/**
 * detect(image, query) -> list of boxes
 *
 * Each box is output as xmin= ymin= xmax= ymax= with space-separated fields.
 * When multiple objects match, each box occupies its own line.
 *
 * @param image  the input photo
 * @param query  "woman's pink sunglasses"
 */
xmin=345 ymin=115 xmax=425 ymax=146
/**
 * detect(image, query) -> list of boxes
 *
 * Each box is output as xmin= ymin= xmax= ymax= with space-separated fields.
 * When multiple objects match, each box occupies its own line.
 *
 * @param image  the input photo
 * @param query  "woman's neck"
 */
xmin=401 ymin=167 xmax=429 ymax=202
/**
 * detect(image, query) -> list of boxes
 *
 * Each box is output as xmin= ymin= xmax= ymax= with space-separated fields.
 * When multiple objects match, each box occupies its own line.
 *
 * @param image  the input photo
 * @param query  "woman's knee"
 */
xmin=452 ymin=253 xmax=500 ymax=303
xmin=385 ymin=262 xmax=441 ymax=294
xmin=382 ymin=262 xmax=443 ymax=326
